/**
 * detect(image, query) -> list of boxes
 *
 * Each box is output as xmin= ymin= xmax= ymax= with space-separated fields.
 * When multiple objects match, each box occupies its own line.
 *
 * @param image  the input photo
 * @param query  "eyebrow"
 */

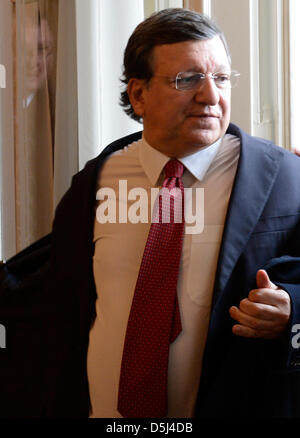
xmin=184 ymin=64 xmax=231 ymax=73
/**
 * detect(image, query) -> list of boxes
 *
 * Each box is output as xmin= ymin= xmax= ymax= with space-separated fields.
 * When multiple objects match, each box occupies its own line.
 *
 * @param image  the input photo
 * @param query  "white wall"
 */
xmin=99 ymin=0 xmax=144 ymax=150
xmin=75 ymin=0 xmax=101 ymax=170
xmin=76 ymin=0 xmax=144 ymax=172
xmin=210 ymin=0 xmax=253 ymax=135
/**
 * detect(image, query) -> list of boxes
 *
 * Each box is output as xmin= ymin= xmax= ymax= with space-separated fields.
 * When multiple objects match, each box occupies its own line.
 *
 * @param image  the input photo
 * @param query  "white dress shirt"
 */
xmin=87 ymin=133 xmax=240 ymax=417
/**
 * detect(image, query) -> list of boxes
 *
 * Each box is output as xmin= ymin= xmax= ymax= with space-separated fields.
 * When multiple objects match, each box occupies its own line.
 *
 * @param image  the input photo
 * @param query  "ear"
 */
xmin=127 ymin=78 xmax=148 ymax=118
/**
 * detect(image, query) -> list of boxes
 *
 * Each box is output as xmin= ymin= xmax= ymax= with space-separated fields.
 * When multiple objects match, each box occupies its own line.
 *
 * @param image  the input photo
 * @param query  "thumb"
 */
xmin=256 ymin=269 xmax=277 ymax=290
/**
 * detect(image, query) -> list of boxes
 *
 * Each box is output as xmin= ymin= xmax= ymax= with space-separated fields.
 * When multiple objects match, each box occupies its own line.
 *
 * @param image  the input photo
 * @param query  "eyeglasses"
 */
xmin=161 ymin=70 xmax=240 ymax=91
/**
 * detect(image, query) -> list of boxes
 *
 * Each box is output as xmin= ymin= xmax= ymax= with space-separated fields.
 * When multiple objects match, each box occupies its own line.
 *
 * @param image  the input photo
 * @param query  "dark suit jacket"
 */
xmin=1 ymin=123 xmax=300 ymax=418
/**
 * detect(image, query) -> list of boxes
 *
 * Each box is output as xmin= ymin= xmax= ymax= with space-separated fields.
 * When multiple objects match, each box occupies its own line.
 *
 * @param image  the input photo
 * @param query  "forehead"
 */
xmin=152 ymin=36 xmax=230 ymax=74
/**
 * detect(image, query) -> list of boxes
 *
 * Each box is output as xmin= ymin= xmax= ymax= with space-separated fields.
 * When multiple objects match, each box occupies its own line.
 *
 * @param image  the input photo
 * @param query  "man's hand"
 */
xmin=293 ymin=148 xmax=300 ymax=157
xmin=229 ymin=270 xmax=291 ymax=339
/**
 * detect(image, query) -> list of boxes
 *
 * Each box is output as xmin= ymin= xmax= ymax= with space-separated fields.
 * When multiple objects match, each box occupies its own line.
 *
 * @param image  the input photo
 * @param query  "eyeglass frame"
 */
xmin=152 ymin=70 xmax=240 ymax=91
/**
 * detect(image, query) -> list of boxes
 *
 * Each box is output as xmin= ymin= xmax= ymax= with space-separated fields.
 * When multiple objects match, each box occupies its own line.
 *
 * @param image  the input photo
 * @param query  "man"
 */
xmin=41 ymin=9 xmax=300 ymax=418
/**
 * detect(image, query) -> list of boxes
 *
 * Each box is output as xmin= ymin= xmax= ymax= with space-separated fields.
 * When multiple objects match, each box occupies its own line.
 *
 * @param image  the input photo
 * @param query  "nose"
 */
xmin=194 ymin=77 xmax=220 ymax=106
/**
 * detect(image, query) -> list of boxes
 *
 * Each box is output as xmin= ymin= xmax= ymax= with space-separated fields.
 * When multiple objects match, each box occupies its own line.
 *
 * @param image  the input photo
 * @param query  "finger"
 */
xmin=256 ymin=269 xmax=277 ymax=290
xmin=239 ymin=298 xmax=280 ymax=321
xmin=229 ymin=306 xmax=274 ymax=331
xmin=232 ymin=324 xmax=272 ymax=339
xmin=293 ymin=148 xmax=300 ymax=157
xmin=248 ymin=288 xmax=290 ymax=307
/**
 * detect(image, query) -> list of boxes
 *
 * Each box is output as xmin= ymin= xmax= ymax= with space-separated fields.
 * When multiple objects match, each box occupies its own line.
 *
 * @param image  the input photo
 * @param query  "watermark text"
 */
xmin=0 ymin=324 xmax=6 ymax=349
xmin=0 ymin=63 xmax=6 ymax=89
xmin=292 ymin=324 xmax=300 ymax=349
xmin=96 ymin=181 xmax=204 ymax=234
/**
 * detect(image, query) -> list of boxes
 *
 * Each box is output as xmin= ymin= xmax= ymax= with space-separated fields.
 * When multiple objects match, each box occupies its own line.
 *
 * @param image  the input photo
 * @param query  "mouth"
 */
xmin=187 ymin=113 xmax=220 ymax=119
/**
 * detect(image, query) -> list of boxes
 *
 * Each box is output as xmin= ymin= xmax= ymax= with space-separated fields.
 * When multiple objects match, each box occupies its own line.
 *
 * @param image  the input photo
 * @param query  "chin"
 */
xmin=188 ymin=132 xmax=219 ymax=148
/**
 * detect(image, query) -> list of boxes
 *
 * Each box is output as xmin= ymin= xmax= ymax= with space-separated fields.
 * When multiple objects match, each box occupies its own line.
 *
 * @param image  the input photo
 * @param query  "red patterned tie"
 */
xmin=118 ymin=159 xmax=185 ymax=418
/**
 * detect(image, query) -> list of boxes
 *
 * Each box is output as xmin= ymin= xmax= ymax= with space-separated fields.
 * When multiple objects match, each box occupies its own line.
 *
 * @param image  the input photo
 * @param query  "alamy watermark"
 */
xmin=291 ymin=324 xmax=300 ymax=349
xmin=96 ymin=181 xmax=205 ymax=234
xmin=0 ymin=63 xmax=6 ymax=89
xmin=0 ymin=324 xmax=6 ymax=349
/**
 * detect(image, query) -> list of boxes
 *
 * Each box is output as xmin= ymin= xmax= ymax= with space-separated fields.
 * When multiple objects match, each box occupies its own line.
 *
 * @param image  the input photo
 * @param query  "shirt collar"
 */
xmin=139 ymin=133 xmax=222 ymax=185
xmin=180 ymin=138 xmax=222 ymax=181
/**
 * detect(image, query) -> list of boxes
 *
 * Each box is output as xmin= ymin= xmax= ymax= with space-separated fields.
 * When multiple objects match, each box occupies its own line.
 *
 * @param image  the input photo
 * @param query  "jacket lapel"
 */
xmin=211 ymin=124 xmax=284 ymax=308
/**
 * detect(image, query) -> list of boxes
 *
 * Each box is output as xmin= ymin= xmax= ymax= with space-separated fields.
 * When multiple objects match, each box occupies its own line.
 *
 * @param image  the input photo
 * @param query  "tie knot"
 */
xmin=164 ymin=159 xmax=184 ymax=178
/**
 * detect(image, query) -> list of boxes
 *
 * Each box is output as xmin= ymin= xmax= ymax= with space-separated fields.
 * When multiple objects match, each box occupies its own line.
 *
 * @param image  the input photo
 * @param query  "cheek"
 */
xmin=218 ymin=99 xmax=230 ymax=129
xmin=221 ymin=94 xmax=231 ymax=117
xmin=149 ymin=98 xmax=187 ymax=124
xmin=167 ymin=97 xmax=192 ymax=121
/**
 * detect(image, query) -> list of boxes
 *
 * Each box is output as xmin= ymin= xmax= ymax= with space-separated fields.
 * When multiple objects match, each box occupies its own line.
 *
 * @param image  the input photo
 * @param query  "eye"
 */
xmin=213 ymin=73 xmax=231 ymax=87
xmin=176 ymin=73 xmax=202 ymax=90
